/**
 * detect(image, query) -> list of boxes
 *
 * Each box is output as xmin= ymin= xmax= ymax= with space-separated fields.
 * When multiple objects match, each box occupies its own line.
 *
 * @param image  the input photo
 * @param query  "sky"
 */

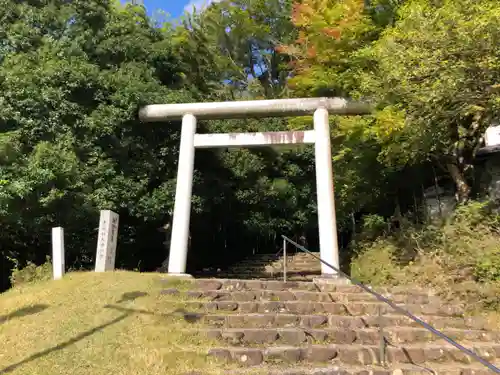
xmin=142 ymin=0 xmax=219 ymax=19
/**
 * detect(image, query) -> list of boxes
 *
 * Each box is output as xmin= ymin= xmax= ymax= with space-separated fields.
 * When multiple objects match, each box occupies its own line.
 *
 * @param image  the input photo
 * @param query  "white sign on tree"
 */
xmin=95 ymin=210 xmax=119 ymax=272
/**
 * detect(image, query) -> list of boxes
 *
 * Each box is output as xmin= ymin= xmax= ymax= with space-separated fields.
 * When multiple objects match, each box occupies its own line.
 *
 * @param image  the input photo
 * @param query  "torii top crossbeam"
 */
xmin=139 ymin=97 xmax=371 ymax=121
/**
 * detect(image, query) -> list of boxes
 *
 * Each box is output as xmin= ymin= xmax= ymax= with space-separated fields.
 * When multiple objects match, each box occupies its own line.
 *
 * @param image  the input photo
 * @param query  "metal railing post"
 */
xmin=283 ymin=238 xmax=287 ymax=283
xmin=378 ymin=305 xmax=386 ymax=367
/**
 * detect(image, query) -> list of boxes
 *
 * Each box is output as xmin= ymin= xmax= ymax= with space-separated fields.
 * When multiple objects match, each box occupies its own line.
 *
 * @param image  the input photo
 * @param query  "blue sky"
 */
xmin=143 ymin=0 xmax=219 ymax=19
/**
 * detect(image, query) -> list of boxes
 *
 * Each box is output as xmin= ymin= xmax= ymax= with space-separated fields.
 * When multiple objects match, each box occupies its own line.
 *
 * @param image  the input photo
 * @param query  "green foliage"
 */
xmin=351 ymin=240 xmax=401 ymax=285
xmin=9 ymin=256 xmax=53 ymax=288
xmin=0 ymin=0 xmax=319 ymax=291
xmin=0 ymin=0 xmax=193 ymax=286
xmin=177 ymin=0 xmax=296 ymax=99
xmin=2 ymin=0 xmax=500 ymax=314
xmin=352 ymin=201 xmax=500 ymax=310
xmin=371 ymin=0 xmax=500 ymax=200
xmin=359 ymin=214 xmax=387 ymax=241
xmin=475 ymin=254 xmax=500 ymax=283
xmin=279 ymin=0 xmax=406 ymax=222
xmin=282 ymin=0 xmax=500 ymax=212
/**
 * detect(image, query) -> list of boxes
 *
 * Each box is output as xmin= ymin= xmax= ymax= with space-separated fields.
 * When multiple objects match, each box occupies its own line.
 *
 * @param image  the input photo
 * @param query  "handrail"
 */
xmin=281 ymin=235 xmax=500 ymax=373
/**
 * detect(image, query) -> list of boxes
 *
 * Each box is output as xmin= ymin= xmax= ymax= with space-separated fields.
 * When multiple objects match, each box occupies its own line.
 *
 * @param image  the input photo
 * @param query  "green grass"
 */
xmin=0 ymin=271 xmax=231 ymax=375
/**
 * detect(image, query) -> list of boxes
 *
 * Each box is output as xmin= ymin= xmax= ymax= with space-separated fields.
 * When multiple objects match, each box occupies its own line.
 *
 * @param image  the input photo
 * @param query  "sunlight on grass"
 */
xmin=0 ymin=271 xmax=231 ymax=375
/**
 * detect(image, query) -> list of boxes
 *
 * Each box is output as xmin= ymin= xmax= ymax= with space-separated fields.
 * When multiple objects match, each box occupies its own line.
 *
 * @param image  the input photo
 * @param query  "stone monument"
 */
xmin=95 ymin=210 xmax=119 ymax=272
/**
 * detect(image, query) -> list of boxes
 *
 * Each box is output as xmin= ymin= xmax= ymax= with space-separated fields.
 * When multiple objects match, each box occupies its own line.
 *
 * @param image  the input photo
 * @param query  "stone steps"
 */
xmin=165 ymin=289 xmax=442 ymax=304
xmin=225 ymin=269 xmax=321 ymax=275
xmin=186 ymin=364 xmax=497 ymax=375
xmin=202 ymin=313 xmax=490 ymax=330
xmin=233 ymin=261 xmax=320 ymax=268
xmin=232 ymin=262 xmax=320 ymax=268
xmin=230 ymin=261 xmax=320 ymax=268
xmin=186 ymin=279 xmax=318 ymax=291
xmin=172 ymin=300 xmax=464 ymax=317
xmin=193 ymin=327 xmax=498 ymax=345
xmin=221 ymin=268 xmax=321 ymax=275
xmin=228 ymin=264 xmax=320 ymax=273
xmin=189 ymin=279 xmax=436 ymax=295
xmin=236 ymin=253 xmax=320 ymax=261
xmin=194 ymin=252 xmax=323 ymax=282
xmin=166 ymin=270 xmax=498 ymax=373
xmin=206 ymin=343 xmax=500 ymax=366
xmin=198 ymin=273 xmax=320 ymax=282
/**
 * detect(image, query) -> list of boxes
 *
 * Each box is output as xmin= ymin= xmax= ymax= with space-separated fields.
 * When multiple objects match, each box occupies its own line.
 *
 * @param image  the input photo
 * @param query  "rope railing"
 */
xmin=281 ymin=235 xmax=500 ymax=373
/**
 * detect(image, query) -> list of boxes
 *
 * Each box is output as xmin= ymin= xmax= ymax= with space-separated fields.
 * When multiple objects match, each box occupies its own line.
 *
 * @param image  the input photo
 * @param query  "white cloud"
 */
xmin=183 ymin=0 xmax=221 ymax=13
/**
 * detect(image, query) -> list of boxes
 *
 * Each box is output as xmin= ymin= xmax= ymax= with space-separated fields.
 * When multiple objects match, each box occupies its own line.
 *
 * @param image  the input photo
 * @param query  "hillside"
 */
xmin=2 ymin=265 xmax=500 ymax=374
xmin=0 ymin=272 xmax=224 ymax=375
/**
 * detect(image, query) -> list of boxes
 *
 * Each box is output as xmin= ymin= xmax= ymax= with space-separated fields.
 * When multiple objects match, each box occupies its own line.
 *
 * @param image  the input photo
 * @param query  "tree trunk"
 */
xmin=446 ymin=163 xmax=471 ymax=203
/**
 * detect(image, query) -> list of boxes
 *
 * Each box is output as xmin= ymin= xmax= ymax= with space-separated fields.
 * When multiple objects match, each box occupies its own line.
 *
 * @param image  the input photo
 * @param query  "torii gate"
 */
xmin=139 ymin=97 xmax=371 ymax=277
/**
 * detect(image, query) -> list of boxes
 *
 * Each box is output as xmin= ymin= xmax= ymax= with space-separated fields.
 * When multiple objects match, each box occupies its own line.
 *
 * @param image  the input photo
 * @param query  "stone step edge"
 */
xmin=231 ymin=263 xmax=321 ymax=267
xmin=201 ymin=313 xmax=490 ymax=330
xmin=231 ymin=263 xmax=322 ymax=268
xmin=193 ymin=278 xmax=319 ymax=285
xmin=223 ymin=268 xmax=321 ymax=277
xmin=232 ymin=257 xmax=321 ymax=269
xmin=224 ymin=270 xmax=321 ymax=274
xmin=173 ymin=288 xmax=435 ymax=296
xmin=223 ymin=268 xmax=320 ymax=272
xmin=192 ymin=275 xmax=320 ymax=279
xmin=164 ymin=289 xmax=444 ymax=303
xmin=165 ymin=300 xmax=465 ymax=317
xmin=230 ymin=265 xmax=320 ymax=268
xmin=205 ymin=343 xmax=500 ymax=353
xmin=205 ymin=344 xmax=500 ymax=366
xmin=183 ymin=363 xmax=498 ymax=375
xmin=195 ymin=276 xmax=321 ymax=281
xmin=188 ymin=326 xmax=498 ymax=336
xmin=173 ymin=299 xmax=455 ymax=308
xmin=186 ymin=328 xmax=498 ymax=345
xmin=240 ymin=253 xmax=321 ymax=258
xmin=190 ymin=279 xmax=438 ymax=295
xmin=224 ymin=263 xmax=320 ymax=268
xmin=239 ymin=259 xmax=322 ymax=263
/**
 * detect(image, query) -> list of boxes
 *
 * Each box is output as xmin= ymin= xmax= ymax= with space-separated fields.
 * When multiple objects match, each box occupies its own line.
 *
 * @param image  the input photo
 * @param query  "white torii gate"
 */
xmin=139 ymin=97 xmax=371 ymax=277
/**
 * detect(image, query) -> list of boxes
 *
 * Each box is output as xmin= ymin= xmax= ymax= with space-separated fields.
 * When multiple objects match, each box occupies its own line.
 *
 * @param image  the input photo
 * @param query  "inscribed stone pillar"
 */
xmin=95 ymin=210 xmax=119 ymax=272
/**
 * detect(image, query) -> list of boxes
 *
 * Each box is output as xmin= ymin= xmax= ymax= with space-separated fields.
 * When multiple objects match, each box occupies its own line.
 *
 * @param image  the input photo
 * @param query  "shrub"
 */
xmin=474 ymin=252 xmax=500 ymax=283
xmin=351 ymin=239 xmax=403 ymax=285
xmin=359 ymin=214 xmax=387 ymax=241
xmin=9 ymin=256 xmax=53 ymax=287
xmin=351 ymin=201 xmax=500 ymax=311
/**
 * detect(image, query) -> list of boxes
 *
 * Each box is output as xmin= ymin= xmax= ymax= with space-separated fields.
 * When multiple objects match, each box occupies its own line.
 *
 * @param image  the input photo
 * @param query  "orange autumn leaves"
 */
xmin=277 ymin=0 xmax=372 ymax=91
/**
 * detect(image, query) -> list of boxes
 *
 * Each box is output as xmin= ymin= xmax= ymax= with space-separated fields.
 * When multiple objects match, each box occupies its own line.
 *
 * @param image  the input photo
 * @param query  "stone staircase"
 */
xmin=163 ymin=278 xmax=500 ymax=375
xmin=195 ymin=251 xmax=322 ymax=281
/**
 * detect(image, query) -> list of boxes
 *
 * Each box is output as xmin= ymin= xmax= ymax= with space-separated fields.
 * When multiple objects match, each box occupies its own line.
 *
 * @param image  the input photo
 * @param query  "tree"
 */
xmin=280 ymin=0 xmax=500 ymax=208
xmin=372 ymin=0 xmax=500 ymax=202
xmin=0 ymin=0 xmax=322 ymax=290
xmin=0 ymin=0 xmax=193 ymax=288
xmin=176 ymin=0 xmax=297 ymax=99
xmin=168 ymin=0 xmax=320 ymax=259
xmin=277 ymin=0 xmax=404 ymax=223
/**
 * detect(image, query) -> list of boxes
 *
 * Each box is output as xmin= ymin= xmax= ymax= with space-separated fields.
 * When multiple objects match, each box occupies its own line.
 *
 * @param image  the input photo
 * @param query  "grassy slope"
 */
xmin=0 ymin=271 xmax=225 ymax=375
